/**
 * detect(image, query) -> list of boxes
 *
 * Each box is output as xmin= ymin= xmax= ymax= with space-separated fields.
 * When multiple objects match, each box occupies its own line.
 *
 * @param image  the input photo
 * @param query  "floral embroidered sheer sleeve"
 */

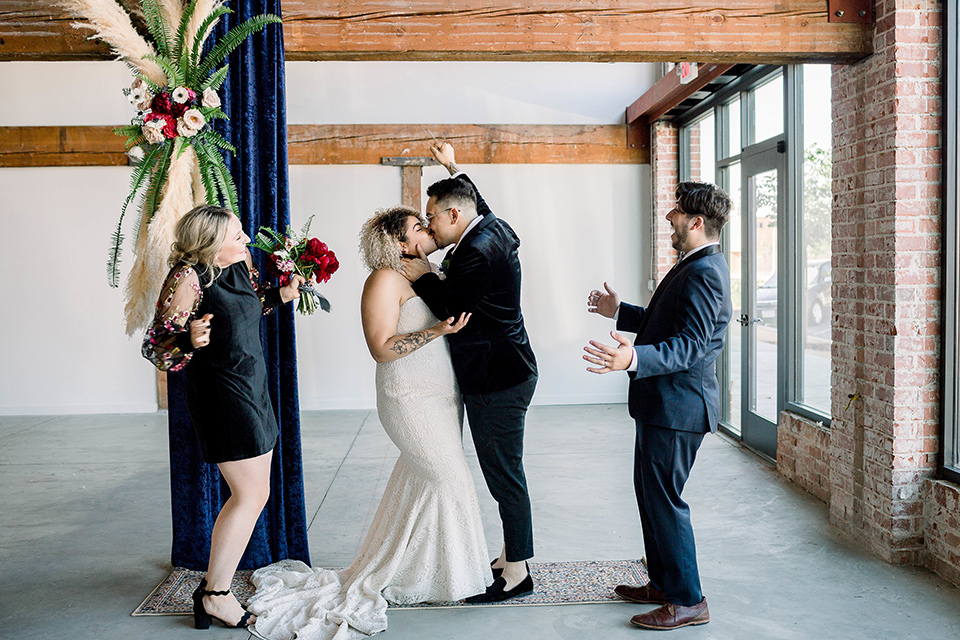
xmin=142 ymin=264 xmax=203 ymax=372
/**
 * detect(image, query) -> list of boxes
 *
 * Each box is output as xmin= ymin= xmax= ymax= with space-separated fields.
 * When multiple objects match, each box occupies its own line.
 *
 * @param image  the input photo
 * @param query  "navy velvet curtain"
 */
xmin=167 ymin=0 xmax=310 ymax=570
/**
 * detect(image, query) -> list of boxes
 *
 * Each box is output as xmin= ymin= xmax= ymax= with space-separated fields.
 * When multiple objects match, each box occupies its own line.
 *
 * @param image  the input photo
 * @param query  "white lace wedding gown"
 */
xmin=248 ymin=297 xmax=491 ymax=640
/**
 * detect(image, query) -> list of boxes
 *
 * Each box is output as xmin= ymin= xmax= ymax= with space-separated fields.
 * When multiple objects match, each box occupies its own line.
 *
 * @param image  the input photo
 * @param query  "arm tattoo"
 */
xmin=390 ymin=329 xmax=438 ymax=355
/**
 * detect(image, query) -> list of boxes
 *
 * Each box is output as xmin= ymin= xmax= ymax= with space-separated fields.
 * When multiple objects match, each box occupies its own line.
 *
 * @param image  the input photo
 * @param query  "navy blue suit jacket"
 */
xmin=616 ymin=246 xmax=732 ymax=433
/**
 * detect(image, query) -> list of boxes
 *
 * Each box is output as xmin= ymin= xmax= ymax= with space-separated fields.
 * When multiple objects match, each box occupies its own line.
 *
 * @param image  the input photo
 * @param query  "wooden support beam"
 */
xmin=400 ymin=166 xmax=423 ymax=210
xmin=0 ymin=124 xmax=648 ymax=167
xmin=1 ymin=1 xmax=872 ymax=63
xmin=627 ymin=63 xmax=735 ymax=125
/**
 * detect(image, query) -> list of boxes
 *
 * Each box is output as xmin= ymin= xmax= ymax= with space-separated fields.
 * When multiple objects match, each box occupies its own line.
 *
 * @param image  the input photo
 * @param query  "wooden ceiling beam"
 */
xmin=1 ymin=1 xmax=871 ymax=63
xmin=0 ymin=124 xmax=648 ymax=167
xmin=626 ymin=63 xmax=735 ymax=125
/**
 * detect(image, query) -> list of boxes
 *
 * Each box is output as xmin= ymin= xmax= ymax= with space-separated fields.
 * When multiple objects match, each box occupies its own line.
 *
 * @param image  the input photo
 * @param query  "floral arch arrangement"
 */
xmin=61 ymin=0 xmax=280 ymax=333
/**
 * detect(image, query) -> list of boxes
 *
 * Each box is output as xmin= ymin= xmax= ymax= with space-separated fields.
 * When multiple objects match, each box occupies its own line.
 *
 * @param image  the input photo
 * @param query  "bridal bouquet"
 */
xmin=250 ymin=216 xmax=339 ymax=315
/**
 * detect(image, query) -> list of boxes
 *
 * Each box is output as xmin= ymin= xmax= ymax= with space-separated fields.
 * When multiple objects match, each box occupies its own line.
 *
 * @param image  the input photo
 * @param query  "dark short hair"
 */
xmin=426 ymin=177 xmax=478 ymax=212
xmin=675 ymin=182 xmax=731 ymax=238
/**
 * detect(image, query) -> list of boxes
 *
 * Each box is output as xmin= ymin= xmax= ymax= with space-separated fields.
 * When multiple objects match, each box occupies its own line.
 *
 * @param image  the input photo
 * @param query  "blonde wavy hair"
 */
xmin=169 ymin=205 xmax=235 ymax=284
xmin=358 ymin=205 xmax=423 ymax=272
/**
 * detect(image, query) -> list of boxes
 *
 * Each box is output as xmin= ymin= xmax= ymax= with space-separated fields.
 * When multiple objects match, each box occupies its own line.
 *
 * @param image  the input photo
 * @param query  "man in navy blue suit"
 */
xmin=584 ymin=182 xmax=732 ymax=630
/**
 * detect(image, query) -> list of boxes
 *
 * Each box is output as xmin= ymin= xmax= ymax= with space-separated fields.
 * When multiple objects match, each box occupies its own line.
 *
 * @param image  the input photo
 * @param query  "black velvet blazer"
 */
xmin=412 ymin=174 xmax=538 ymax=394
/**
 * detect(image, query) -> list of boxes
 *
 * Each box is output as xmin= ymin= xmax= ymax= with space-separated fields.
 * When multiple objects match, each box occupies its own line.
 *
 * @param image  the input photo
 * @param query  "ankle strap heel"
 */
xmin=191 ymin=577 xmax=253 ymax=630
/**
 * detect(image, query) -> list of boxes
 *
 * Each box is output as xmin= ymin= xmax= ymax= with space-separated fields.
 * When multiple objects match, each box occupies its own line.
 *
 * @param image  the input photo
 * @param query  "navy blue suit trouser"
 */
xmin=634 ymin=422 xmax=705 ymax=606
xmin=464 ymin=376 xmax=537 ymax=562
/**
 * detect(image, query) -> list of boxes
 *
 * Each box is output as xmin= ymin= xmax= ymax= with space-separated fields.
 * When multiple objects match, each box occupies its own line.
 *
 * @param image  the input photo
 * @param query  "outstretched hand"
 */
xmin=587 ymin=282 xmax=620 ymax=318
xmin=583 ymin=331 xmax=633 ymax=374
xmin=399 ymin=244 xmax=432 ymax=283
xmin=434 ymin=312 xmax=471 ymax=335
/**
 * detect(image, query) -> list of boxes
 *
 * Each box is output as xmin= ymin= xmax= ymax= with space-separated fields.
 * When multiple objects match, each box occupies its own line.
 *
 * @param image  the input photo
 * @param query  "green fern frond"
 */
xmin=190 ymin=7 xmax=233 ymax=70
xmin=113 ymin=125 xmax=141 ymax=138
xmin=172 ymin=0 xmax=200 ymax=60
xmin=195 ymin=15 xmax=282 ymax=84
xmin=198 ymin=144 xmax=239 ymax=213
xmin=195 ymin=151 xmax=219 ymax=205
xmin=107 ymin=142 xmax=166 ymax=286
xmin=107 ymin=220 xmax=125 ymax=287
xmin=126 ymin=134 xmax=148 ymax=150
xmin=197 ymin=129 xmax=236 ymax=154
xmin=299 ymin=215 xmax=315 ymax=240
xmin=200 ymin=65 xmax=230 ymax=92
xmin=138 ymin=142 xmax=174 ymax=232
xmin=199 ymin=106 xmax=229 ymax=121
xmin=141 ymin=0 xmax=172 ymax=58
xmin=143 ymin=53 xmax=181 ymax=88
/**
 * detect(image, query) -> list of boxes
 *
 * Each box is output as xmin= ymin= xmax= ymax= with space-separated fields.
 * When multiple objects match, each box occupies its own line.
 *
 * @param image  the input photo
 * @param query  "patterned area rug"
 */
xmin=132 ymin=559 xmax=647 ymax=615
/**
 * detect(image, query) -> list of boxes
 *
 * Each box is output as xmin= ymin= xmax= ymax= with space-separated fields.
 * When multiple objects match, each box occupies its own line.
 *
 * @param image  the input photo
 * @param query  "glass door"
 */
xmin=739 ymin=138 xmax=784 ymax=459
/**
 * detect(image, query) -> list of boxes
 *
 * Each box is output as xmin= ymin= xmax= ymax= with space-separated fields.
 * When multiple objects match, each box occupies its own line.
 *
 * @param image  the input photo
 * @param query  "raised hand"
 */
xmin=430 ymin=142 xmax=457 ymax=173
xmin=587 ymin=282 xmax=620 ymax=318
xmin=583 ymin=331 xmax=633 ymax=374
xmin=190 ymin=313 xmax=214 ymax=349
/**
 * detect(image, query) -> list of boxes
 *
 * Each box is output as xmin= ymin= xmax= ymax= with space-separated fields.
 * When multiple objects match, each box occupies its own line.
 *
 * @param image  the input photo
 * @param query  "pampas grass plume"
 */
xmin=60 ymin=0 xmax=168 ymax=86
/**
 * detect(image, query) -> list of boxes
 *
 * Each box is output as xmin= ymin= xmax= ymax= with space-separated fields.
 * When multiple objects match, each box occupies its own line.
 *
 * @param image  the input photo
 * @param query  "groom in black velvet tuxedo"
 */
xmin=401 ymin=142 xmax=538 ymax=603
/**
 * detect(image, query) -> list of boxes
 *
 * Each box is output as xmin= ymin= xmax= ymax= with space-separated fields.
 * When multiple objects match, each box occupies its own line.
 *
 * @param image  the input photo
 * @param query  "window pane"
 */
xmin=726 ymin=97 xmax=741 ymax=158
xmin=687 ymin=112 xmax=716 ymax=183
xmin=753 ymin=74 xmax=784 ymax=143
xmin=723 ymin=162 xmax=742 ymax=435
xmin=799 ymin=64 xmax=833 ymax=414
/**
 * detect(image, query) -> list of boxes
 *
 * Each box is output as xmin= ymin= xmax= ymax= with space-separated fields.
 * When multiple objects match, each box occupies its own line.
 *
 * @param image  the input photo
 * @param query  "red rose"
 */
xmin=305 ymin=238 xmax=328 ymax=257
xmin=169 ymin=101 xmax=188 ymax=118
xmin=151 ymin=92 xmax=174 ymax=115
xmin=315 ymin=253 xmax=339 ymax=283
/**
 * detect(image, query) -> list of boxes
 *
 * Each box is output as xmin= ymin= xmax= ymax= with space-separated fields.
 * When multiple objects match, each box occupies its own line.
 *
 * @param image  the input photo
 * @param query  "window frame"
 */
xmin=678 ymin=65 xmax=832 ymax=432
xmin=940 ymin=2 xmax=960 ymax=484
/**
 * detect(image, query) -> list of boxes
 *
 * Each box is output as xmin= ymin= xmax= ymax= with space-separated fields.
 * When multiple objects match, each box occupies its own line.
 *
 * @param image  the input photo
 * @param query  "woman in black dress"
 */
xmin=143 ymin=205 xmax=303 ymax=630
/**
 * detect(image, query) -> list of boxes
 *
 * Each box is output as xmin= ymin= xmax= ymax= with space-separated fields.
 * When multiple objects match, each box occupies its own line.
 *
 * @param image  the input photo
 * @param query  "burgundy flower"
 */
xmin=151 ymin=92 xmax=174 ymax=115
xmin=305 ymin=238 xmax=328 ymax=257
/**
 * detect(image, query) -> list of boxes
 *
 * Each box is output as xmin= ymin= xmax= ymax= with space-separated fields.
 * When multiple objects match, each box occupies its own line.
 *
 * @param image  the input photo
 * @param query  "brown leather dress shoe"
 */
xmin=630 ymin=598 xmax=710 ymax=630
xmin=614 ymin=583 xmax=668 ymax=604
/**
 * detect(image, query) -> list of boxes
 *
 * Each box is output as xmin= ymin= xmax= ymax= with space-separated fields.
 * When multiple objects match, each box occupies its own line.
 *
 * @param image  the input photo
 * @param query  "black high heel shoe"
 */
xmin=192 ymin=578 xmax=254 ymax=630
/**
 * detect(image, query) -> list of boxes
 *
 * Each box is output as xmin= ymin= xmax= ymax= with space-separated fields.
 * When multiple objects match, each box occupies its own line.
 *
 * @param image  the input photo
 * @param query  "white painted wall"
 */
xmin=0 ymin=61 xmax=655 ymax=414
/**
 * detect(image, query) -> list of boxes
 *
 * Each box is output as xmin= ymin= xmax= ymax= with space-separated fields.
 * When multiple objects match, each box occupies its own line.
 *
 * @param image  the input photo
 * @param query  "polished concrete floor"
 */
xmin=2 ymin=405 xmax=959 ymax=640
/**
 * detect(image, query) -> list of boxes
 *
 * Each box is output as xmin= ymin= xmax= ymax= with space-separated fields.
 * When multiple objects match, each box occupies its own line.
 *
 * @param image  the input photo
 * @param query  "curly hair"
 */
xmin=169 ymin=205 xmax=235 ymax=284
xmin=358 ymin=205 xmax=423 ymax=272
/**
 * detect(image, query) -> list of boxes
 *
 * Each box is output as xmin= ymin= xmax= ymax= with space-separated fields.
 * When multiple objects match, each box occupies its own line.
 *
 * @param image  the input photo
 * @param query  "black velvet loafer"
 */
xmin=464 ymin=571 xmax=534 ymax=603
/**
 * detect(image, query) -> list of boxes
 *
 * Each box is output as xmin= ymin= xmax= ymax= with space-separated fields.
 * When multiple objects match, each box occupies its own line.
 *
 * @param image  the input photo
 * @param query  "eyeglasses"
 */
xmin=425 ymin=207 xmax=453 ymax=222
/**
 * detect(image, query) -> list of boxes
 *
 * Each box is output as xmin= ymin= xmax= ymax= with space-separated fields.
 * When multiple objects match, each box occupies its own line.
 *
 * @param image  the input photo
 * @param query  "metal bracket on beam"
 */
xmin=827 ymin=0 xmax=873 ymax=23
xmin=627 ymin=118 xmax=649 ymax=153
xmin=380 ymin=157 xmax=439 ymax=167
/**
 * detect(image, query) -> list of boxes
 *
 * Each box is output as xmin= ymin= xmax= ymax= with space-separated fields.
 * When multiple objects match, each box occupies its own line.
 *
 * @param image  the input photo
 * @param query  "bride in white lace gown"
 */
xmin=248 ymin=207 xmax=491 ymax=640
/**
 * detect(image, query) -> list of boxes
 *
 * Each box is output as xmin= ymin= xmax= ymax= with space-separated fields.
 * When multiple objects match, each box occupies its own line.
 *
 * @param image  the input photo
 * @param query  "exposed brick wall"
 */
xmin=828 ymin=0 xmax=941 ymax=565
xmin=778 ymin=412 xmax=832 ymax=504
xmin=651 ymin=120 xmax=680 ymax=281
xmin=924 ymin=480 xmax=960 ymax=586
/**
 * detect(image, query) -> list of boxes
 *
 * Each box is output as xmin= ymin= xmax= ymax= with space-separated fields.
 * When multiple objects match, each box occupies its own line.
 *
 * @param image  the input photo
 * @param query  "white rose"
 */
xmin=142 ymin=122 xmax=165 ymax=144
xmin=126 ymin=146 xmax=145 ymax=162
xmin=201 ymin=87 xmax=221 ymax=108
xmin=182 ymin=108 xmax=206 ymax=130
xmin=177 ymin=119 xmax=199 ymax=138
xmin=136 ymin=97 xmax=153 ymax=112
xmin=131 ymin=78 xmax=145 ymax=91
xmin=172 ymin=86 xmax=191 ymax=104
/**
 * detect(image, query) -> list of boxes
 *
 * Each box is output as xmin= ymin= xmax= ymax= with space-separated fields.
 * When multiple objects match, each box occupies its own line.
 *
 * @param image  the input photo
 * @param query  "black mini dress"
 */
xmin=143 ymin=260 xmax=280 ymax=463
